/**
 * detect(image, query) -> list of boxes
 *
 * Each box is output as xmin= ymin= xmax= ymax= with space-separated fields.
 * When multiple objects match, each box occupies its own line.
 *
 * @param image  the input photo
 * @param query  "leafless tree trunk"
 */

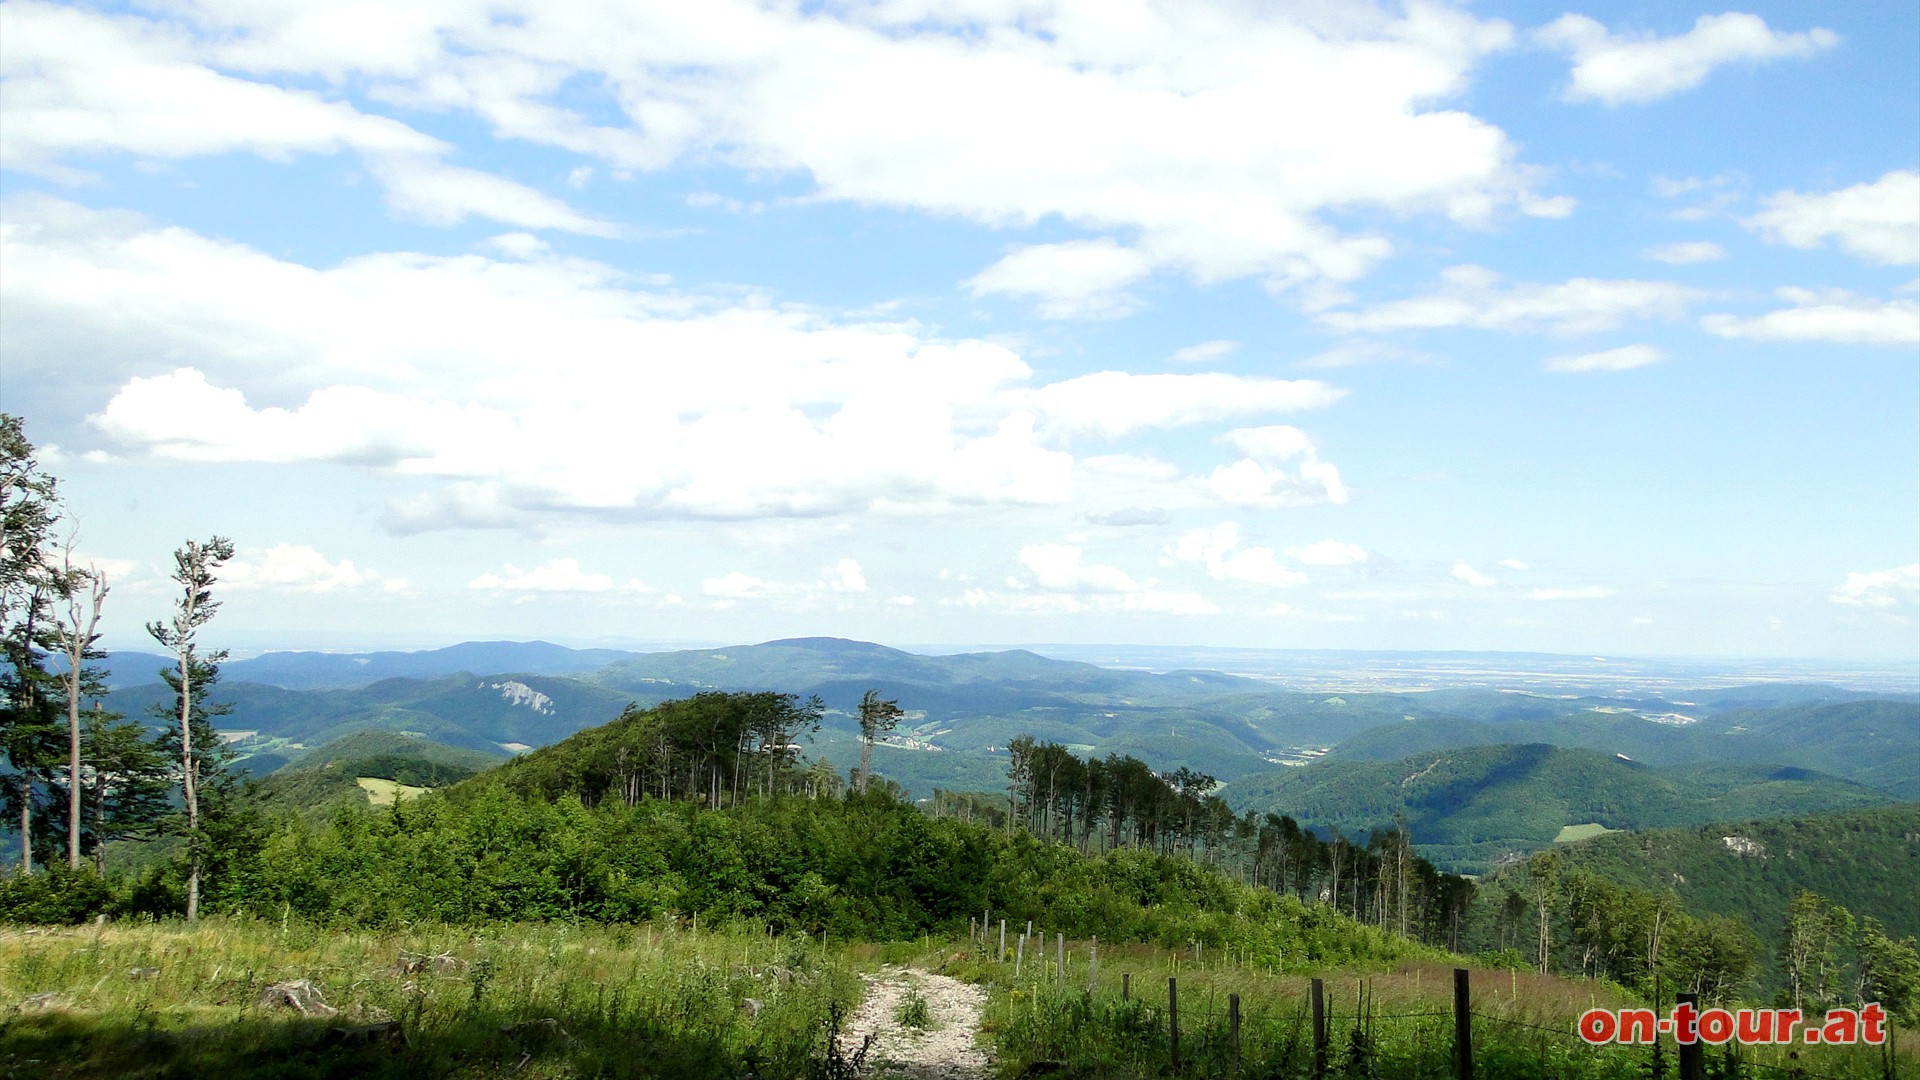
xmin=58 ymin=566 xmax=107 ymax=870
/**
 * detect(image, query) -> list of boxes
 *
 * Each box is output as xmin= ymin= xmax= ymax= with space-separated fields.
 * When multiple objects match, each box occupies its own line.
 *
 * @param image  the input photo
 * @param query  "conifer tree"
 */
xmin=0 ymin=414 xmax=68 ymax=874
xmin=147 ymin=536 xmax=235 ymax=921
xmin=855 ymin=689 xmax=903 ymax=794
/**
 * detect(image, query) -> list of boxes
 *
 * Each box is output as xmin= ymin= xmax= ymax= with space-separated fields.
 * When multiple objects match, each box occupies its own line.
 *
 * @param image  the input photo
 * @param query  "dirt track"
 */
xmin=835 ymin=965 xmax=993 ymax=1079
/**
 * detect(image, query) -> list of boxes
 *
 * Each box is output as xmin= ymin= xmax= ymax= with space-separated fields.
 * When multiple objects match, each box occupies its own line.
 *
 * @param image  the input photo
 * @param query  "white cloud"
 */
xmin=1544 ymin=344 xmax=1663 ymax=373
xmin=1529 ymin=586 xmax=1614 ymax=601
xmin=823 ymin=558 xmax=867 ymax=594
xmin=1171 ymin=524 xmax=1309 ymax=587
xmin=470 ymin=557 xmax=645 ymax=591
xmin=1453 ymin=561 xmax=1495 ymax=587
xmin=1209 ymin=426 xmax=1349 ymax=509
xmin=22 ymin=0 xmax=1577 ymax=295
xmin=1744 ymin=171 xmax=1920 ymax=266
xmin=7 ymin=197 xmax=1369 ymax=526
xmin=470 ymin=557 xmax=646 ymax=594
xmin=1019 ymin=543 xmax=1139 ymax=594
xmin=967 ymin=240 xmax=1153 ymax=319
xmin=1537 ymin=12 xmax=1838 ymax=106
xmin=1498 ymin=559 xmax=1530 ymax=571
xmin=1032 ymin=372 xmax=1344 ymax=439
xmin=1171 ymin=340 xmax=1239 ymax=365
xmin=1643 ymin=241 xmax=1725 ymax=265
xmin=994 ymin=542 xmax=1216 ymax=615
xmin=1320 ymin=266 xmax=1704 ymax=336
xmin=4 ymin=198 xmax=1107 ymax=523
xmin=1831 ymin=563 xmax=1919 ymax=607
xmin=0 ymin=2 xmax=610 ymax=234
xmin=1287 ymin=539 xmax=1369 ymax=567
xmin=224 ymin=544 xmax=405 ymax=593
xmin=699 ymin=560 xmax=870 ymax=602
xmin=1702 ymin=288 xmax=1920 ymax=346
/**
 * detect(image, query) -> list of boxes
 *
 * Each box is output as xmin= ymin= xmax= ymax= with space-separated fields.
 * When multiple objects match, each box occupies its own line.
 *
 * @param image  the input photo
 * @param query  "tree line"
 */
xmin=1 ymin=413 xmax=240 ymax=920
xmin=926 ymin=736 xmax=1477 ymax=952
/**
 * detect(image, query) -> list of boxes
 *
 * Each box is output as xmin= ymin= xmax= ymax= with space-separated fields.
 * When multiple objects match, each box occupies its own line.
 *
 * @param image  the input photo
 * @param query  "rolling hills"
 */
xmin=1223 ymin=743 xmax=1900 ymax=873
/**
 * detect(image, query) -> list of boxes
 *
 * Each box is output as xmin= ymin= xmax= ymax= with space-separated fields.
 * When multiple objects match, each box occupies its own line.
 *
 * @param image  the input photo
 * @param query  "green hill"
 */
xmin=1473 ymin=804 xmax=1920 ymax=990
xmin=1225 ymin=744 xmax=1897 ymax=873
xmin=1323 ymin=697 xmax=1920 ymax=799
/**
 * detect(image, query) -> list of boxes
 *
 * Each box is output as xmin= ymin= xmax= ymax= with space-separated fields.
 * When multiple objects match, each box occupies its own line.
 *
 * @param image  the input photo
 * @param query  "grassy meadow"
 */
xmin=0 ymin=918 xmax=864 ymax=1079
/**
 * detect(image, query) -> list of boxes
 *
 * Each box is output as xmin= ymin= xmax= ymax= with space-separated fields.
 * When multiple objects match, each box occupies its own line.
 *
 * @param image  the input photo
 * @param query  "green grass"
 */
xmin=354 ymin=777 xmax=430 ymax=807
xmin=1553 ymin=823 xmax=1617 ymax=843
xmin=947 ymin=935 xmax=1912 ymax=1079
xmin=0 ymin=918 xmax=864 ymax=1079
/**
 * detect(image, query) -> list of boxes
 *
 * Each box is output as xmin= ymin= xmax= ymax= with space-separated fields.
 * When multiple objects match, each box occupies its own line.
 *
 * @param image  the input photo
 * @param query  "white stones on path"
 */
xmin=836 ymin=965 xmax=993 ymax=1079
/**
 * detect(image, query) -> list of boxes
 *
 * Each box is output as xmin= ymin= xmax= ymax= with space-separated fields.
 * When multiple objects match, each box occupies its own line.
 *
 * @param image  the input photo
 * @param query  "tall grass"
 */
xmin=956 ymin=934 xmax=1912 ymax=1079
xmin=0 ymin=917 xmax=863 ymax=1079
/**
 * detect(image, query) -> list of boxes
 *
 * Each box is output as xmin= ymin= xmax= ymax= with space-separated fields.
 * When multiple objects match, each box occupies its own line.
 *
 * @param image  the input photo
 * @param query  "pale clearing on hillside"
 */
xmin=837 ymin=966 xmax=991 ymax=1079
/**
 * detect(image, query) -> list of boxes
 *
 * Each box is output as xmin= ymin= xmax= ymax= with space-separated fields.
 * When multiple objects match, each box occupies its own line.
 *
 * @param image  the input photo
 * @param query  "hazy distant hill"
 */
xmin=92 ymin=637 xmax=1919 ymax=826
xmin=1225 ymin=743 xmax=1898 ymax=873
xmin=1323 ymin=698 xmax=1920 ymax=799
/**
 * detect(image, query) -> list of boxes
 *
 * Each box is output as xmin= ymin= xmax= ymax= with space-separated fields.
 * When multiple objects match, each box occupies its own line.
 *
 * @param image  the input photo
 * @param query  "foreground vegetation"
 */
xmin=0 ymin=917 xmax=864 ymax=1079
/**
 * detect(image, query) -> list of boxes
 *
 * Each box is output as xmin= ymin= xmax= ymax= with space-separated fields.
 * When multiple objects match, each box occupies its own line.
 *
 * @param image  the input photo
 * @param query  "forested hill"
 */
xmin=1469 ymin=804 xmax=1920 ymax=993
xmin=98 ymin=637 xmax=1918 ymax=807
xmin=1516 ymin=803 xmax=1920 ymax=947
xmin=1224 ymin=743 xmax=1897 ymax=873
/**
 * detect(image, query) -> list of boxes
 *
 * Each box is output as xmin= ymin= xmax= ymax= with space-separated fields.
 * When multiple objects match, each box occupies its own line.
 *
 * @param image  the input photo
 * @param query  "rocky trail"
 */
xmin=834 ymin=965 xmax=993 ymax=1079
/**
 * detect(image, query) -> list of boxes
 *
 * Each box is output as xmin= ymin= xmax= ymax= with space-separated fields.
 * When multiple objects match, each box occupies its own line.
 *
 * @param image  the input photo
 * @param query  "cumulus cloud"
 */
xmin=8 ymin=198 xmax=1357 ymax=527
xmin=1831 ymin=563 xmax=1920 ymax=607
xmin=1287 ymin=540 xmax=1369 ymax=567
xmin=1320 ymin=265 xmax=1704 ymax=336
xmin=469 ymin=557 xmax=647 ymax=593
xmin=1209 ymin=426 xmax=1349 ymax=509
xmin=1537 ymin=12 xmax=1838 ymax=106
xmin=1498 ymin=559 xmax=1530 ymax=571
xmin=1643 ymin=241 xmax=1725 ymax=264
xmin=1019 ymin=543 xmax=1140 ymax=594
xmin=700 ymin=560 xmax=869 ymax=602
xmin=223 ymin=544 xmax=405 ymax=593
xmin=1701 ymin=288 xmax=1920 ymax=346
xmin=960 ymin=542 xmax=1217 ymax=615
xmin=0 ymin=0 xmax=1576 ymax=297
xmin=967 ymin=240 xmax=1153 ymax=319
xmin=1744 ymin=171 xmax=1920 ymax=266
xmin=1544 ymin=344 xmax=1663 ymax=373
xmin=1170 ymin=524 xmax=1309 ymax=587
xmin=0 ymin=2 xmax=611 ymax=234
xmin=1453 ymin=561 xmax=1495 ymax=587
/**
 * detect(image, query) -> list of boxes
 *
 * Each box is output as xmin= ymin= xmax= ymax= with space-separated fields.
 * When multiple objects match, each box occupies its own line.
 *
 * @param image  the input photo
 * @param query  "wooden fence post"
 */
xmin=1229 ymin=992 xmax=1242 ymax=1075
xmin=1453 ymin=968 xmax=1472 ymax=1080
xmin=999 ymin=919 xmax=1006 ymax=961
xmin=1169 ymin=976 xmax=1180 ymax=1071
xmin=1123 ymin=972 xmax=1131 ymax=1001
xmin=1016 ymin=933 xmax=1024 ymax=977
xmin=1089 ymin=937 xmax=1098 ymax=992
xmin=1311 ymin=977 xmax=1327 ymax=1079
xmin=1057 ymin=933 xmax=1066 ymax=989
xmin=1677 ymin=992 xmax=1705 ymax=1080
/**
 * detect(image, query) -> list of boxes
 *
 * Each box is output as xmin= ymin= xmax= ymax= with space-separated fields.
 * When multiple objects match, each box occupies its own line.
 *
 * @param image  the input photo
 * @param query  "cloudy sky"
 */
xmin=2 ymin=0 xmax=1916 ymax=659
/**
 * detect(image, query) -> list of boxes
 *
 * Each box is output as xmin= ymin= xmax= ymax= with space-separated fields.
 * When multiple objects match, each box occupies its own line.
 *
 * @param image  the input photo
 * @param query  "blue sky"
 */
xmin=2 ymin=0 xmax=1915 ymax=660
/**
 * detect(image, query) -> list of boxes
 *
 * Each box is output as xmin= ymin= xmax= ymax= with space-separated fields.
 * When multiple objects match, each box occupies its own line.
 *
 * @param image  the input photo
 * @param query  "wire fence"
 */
xmin=959 ymin=924 xmax=1905 ymax=1080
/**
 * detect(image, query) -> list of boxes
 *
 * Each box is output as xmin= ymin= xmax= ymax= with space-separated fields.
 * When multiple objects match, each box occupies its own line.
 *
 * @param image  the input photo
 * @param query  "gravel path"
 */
xmin=835 ymin=965 xmax=993 ymax=1079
